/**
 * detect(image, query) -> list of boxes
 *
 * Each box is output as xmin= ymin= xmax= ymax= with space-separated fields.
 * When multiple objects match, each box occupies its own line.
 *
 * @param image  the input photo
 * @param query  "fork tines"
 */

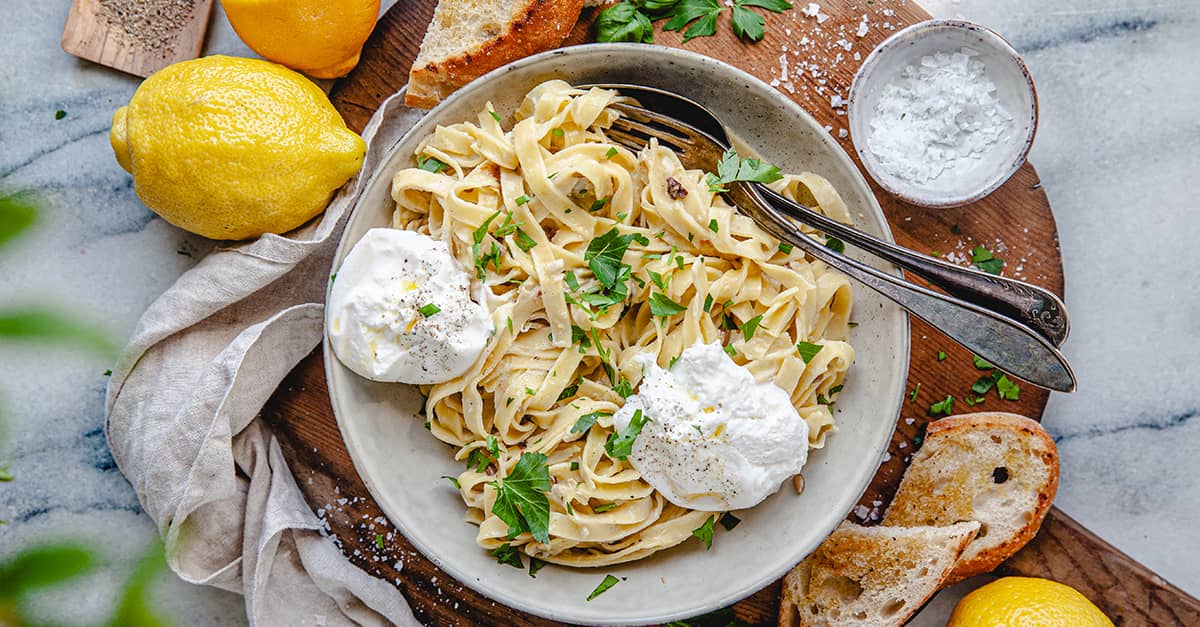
xmin=607 ymin=103 xmax=694 ymax=153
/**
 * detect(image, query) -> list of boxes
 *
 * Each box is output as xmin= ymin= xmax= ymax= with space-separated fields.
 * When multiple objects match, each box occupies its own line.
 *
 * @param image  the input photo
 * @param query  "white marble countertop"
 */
xmin=2 ymin=0 xmax=1197 ymax=624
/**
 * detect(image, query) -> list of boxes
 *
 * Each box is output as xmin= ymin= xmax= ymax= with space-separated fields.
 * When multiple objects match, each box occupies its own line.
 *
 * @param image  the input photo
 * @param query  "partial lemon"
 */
xmin=221 ymin=0 xmax=380 ymax=79
xmin=949 ymin=577 xmax=1114 ymax=627
xmin=110 ymin=55 xmax=365 ymax=240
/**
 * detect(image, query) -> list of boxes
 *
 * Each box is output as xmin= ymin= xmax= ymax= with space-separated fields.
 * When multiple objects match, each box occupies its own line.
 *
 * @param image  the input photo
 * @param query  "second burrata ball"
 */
xmin=327 ymin=228 xmax=492 ymax=384
xmin=613 ymin=342 xmax=810 ymax=511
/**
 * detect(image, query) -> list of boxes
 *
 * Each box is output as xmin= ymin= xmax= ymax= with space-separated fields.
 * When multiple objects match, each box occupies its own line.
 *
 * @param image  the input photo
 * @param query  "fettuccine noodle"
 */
xmin=390 ymin=81 xmax=855 ymax=567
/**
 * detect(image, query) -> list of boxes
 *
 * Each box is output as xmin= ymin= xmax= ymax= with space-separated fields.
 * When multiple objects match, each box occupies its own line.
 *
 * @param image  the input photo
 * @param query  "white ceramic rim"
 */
xmin=848 ymin=19 xmax=1039 ymax=208
xmin=325 ymin=43 xmax=911 ymax=624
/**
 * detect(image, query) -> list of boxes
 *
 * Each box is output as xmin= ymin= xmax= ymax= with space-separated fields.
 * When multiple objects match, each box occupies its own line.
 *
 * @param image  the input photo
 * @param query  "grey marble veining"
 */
xmin=1 ymin=1 xmax=1197 ymax=624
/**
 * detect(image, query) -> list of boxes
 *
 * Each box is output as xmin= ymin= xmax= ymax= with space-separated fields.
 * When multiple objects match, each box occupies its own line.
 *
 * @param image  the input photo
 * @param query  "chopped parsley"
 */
xmin=741 ymin=314 xmax=764 ymax=340
xmin=778 ymin=242 xmax=794 ymax=254
xmin=973 ymin=355 xmax=995 ymax=370
xmin=442 ymin=475 xmax=461 ymax=489
xmin=418 ymin=303 xmax=440 ymax=317
xmin=723 ymin=344 xmax=737 ymax=357
xmin=489 ymin=452 xmax=552 ymax=542
xmin=375 ymin=534 xmax=385 ymax=550
xmin=594 ymin=502 xmax=618 ymax=513
xmin=589 ymin=197 xmax=610 ymax=213
xmin=605 ymin=146 xmax=619 ymax=159
xmin=605 ymin=409 xmax=648 ymax=460
xmin=557 ymin=379 xmax=581 ymax=401
xmin=573 ymin=411 xmax=610 ymax=435
xmin=649 ymin=292 xmax=687 ymax=317
xmin=705 ymin=148 xmax=784 ymax=193
xmin=491 ymin=543 xmax=524 ymax=568
xmin=937 ymin=351 xmax=947 ymax=361
xmin=417 ymin=155 xmax=449 ymax=173
xmin=472 ymin=210 xmax=504 ymax=279
xmin=825 ymin=235 xmax=845 ymax=254
xmin=796 ymin=341 xmax=823 ymax=364
xmin=909 ymin=383 xmax=921 ymax=403
xmin=708 ymin=219 xmax=719 ymax=233
xmin=971 ymin=245 xmax=1004 ymax=274
xmin=514 ymin=228 xmax=538 ymax=252
xmin=528 ymin=557 xmax=547 ymax=578
xmin=515 ymin=194 xmax=530 ymax=205
xmin=570 ymin=461 xmax=580 ymax=471
xmin=929 ymin=395 xmax=955 ymax=417
xmin=972 ymin=375 xmax=997 ymax=395
xmin=647 ymin=269 xmax=669 ymax=290
xmin=55 ymin=109 xmax=67 ymax=120
xmin=613 ymin=376 xmax=634 ymax=398
xmin=587 ymin=574 xmax=621 ymax=601
xmin=489 ymin=110 xmax=502 ymax=123
xmin=995 ymin=374 xmax=1020 ymax=400
xmin=692 ymin=515 xmax=717 ymax=549
xmin=703 ymin=294 xmax=714 ymax=312
xmin=552 ymin=127 xmax=565 ymax=138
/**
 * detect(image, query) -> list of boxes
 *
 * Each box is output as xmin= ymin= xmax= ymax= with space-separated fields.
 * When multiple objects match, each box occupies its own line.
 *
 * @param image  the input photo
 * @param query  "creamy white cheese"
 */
xmin=327 ymin=228 xmax=492 ymax=384
xmin=612 ymin=342 xmax=809 ymax=512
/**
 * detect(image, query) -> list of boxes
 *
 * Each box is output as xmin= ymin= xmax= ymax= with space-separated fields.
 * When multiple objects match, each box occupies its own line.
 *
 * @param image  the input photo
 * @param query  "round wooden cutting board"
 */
xmin=260 ymin=1 xmax=1200 ymax=625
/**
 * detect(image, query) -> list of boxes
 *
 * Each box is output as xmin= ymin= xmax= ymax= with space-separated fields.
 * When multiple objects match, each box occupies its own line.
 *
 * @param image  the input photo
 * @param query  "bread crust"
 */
xmin=890 ymin=412 xmax=1060 ymax=583
xmin=406 ymin=0 xmax=586 ymax=108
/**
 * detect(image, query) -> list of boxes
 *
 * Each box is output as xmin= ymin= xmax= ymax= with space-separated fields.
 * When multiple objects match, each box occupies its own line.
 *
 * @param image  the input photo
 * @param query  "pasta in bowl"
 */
xmin=325 ymin=44 xmax=907 ymax=625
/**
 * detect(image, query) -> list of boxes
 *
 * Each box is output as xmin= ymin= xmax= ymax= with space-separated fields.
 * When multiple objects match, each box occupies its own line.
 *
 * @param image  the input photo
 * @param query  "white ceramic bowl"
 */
xmin=848 ymin=20 xmax=1038 ymax=208
xmin=325 ymin=44 xmax=909 ymax=625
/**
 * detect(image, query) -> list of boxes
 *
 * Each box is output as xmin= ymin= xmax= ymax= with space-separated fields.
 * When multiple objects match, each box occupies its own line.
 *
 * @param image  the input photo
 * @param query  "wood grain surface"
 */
xmin=62 ymin=0 xmax=214 ymax=78
xmin=258 ymin=1 xmax=1200 ymax=624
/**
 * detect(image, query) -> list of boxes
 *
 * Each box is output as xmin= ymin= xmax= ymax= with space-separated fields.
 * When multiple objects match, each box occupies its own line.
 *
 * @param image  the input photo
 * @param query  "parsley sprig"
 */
xmin=606 ymin=409 xmax=649 ymax=460
xmin=705 ymin=148 xmax=784 ymax=193
xmin=597 ymin=0 xmax=794 ymax=44
xmin=489 ymin=452 xmax=553 ymax=543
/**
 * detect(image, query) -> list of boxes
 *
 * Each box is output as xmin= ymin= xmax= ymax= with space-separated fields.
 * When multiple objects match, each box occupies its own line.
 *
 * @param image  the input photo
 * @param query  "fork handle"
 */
xmin=735 ymin=184 xmax=1076 ymax=392
xmin=756 ymin=185 xmax=1071 ymax=347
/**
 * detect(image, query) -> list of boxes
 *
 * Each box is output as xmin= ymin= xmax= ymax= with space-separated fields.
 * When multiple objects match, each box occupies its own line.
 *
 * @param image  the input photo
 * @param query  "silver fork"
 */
xmin=602 ymin=101 xmax=1076 ymax=392
xmin=589 ymin=83 xmax=1069 ymax=349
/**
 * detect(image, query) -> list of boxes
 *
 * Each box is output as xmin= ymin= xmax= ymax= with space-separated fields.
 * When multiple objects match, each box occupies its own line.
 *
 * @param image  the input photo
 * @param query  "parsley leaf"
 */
xmin=418 ymin=303 xmax=440 ymax=317
xmin=742 ymin=314 xmax=764 ymax=340
xmin=703 ymin=293 xmax=714 ymax=312
xmin=649 ymin=292 xmax=687 ymax=317
xmin=587 ymin=574 xmax=621 ymax=601
xmin=971 ymin=245 xmax=1004 ymax=274
xmin=442 ymin=475 xmax=461 ymax=489
xmin=929 ymin=395 xmax=955 ymax=417
xmin=417 ymin=155 xmax=448 ymax=173
xmin=796 ymin=341 xmax=823 ymax=364
xmin=664 ymin=0 xmax=723 ymax=40
xmin=971 ymin=375 xmax=997 ymax=395
xmin=739 ymin=0 xmax=793 ymax=10
xmin=613 ymin=376 xmax=634 ymax=398
xmin=706 ymin=149 xmax=784 ymax=193
xmin=778 ymin=242 xmax=793 ymax=254
xmin=937 ymin=351 xmax=947 ymax=361
xmin=375 ymin=534 xmax=385 ymax=550
xmin=606 ymin=409 xmax=649 ymax=460
xmin=489 ymin=452 xmax=552 ymax=543
xmin=491 ymin=543 xmax=524 ymax=569
xmin=573 ymin=411 xmax=610 ymax=434
xmin=585 ymin=227 xmax=646 ymax=288
xmin=513 ymin=228 xmax=538 ymax=252
xmin=597 ymin=1 xmax=655 ymax=43
xmin=825 ymin=235 xmax=845 ymax=253
xmin=594 ymin=502 xmax=618 ymax=513
xmin=692 ymin=515 xmax=717 ymax=549
xmin=909 ymin=383 xmax=921 ymax=403
xmin=730 ymin=4 xmax=765 ymax=41
xmin=974 ymin=355 xmax=995 ymax=370
xmin=995 ymin=374 xmax=1021 ymax=400
xmin=528 ymin=557 xmax=547 ymax=578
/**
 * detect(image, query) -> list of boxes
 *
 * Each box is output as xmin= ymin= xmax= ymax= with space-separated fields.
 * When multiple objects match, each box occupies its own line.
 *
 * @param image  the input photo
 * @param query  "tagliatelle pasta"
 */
xmin=389 ymin=80 xmax=855 ymax=567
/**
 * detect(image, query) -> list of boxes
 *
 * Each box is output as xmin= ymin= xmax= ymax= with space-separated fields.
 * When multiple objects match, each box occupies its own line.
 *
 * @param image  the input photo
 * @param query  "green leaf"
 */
xmin=741 ymin=314 xmax=764 ymax=341
xmin=971 ymin=245 xmax=1004 ymax=274
xmin=778 ymin=242 xmax=793 ymax=254
xmin=55 ymin=109 xmax=67 ymax=120
xmin=590 ymin=197 xmax=609 ymax=212
xmin=973 ymin=355 xmax=995 ymax=370
xmin=597 ymin=2 xmax=655 ymax=43
xmin=489 ymin=452 xmax=552 ymax=543
xmin=473 ymin=210 xmax=502 ymax=245
xmin=606 ymin=147 xmax=619 ymax=159
xmin=682 ymin=10 xmax=720 ymax=40
xmin=649 ymin=292 xmax=687 ymax=318
xmin=796 ymin=341 xmax=823 ymax=364
xmin=513 ymin=228 xmax=538 ymax=252
xmin=489 ymin=110 xmax=502 ymax=123
xmin=0 ymin=543 xmax=96 ymax=597
xmin=708 ymin=219 xmax=719 ymax=233
xmin=528 ymin=556 xmax=547 ymax=578
xmin=107 ymin=541 xmax=171 ymax=627
xmin=418 ymin=303 xmax=440 ymax=317
xmin=909 ymin=383 xmax=921 ymax=403
xmin=0 ymin=192 xmax=38 ymax=251
xmin=585 ymin=227 xmax=643 ymax=288
xmin=467 ymin=447 xmax=491 ymax=473
xmin=723 ymin=343 xmax=737 ymax=357
xmin=663 ymin=0 xmax=722 ymax=31
xmin=647 ymin=269 xmax=668 ymax=291
xmin=587 ymin=574 xmax=621 ymax=601
xmin=715 ymin=149 xmax=741 ymax=183
xmin=971 ymin=375 xmax=997 ymax=395
xmin=995 ymin=374 xmax=1021 ymax=401
xmin=375 ymin=534 xmax=385 ymax=550
xmin=929 ymin=395 xmax=955 ymax=417
xmin=442 ymin=475 xmax=461 ymax=489
xmin=825 ymin=236 xmax=845 ymax=254
xmin=0 ymin=308 xmax=116 ymax=357
xmin=691 ymin=515 xmax=717 ymax=549
xmin=606 ymin=409 xmax=649 ymax=460
xmin=572 ymin=412 xmax=609 ymax=435
xmin=417 ymin=155 xmax=448 ymax=173
xmin=738 ymin=0 xmax=792 ymax=11
xmin=594 ymin=502 xmax=618 ymax=513
xmin=491 ymin=543 xmax=525 ymax=569
xmin=703 ymin=293 xmax=714 ymax=312
xmin=613 ymin=376 xmax=634 ymax=398
xmin=731 ymin=5 xmax=765 ymax=41
xmin=937 ymin=351 xmax=947 ymax=361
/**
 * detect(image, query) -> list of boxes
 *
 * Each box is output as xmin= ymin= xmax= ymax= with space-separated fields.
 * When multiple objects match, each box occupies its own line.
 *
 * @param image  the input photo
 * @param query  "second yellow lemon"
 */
xmin=222 ymin=0 xmax=380 ymax=78
xmin=949 ymin=577 xmax=1113 ymax=627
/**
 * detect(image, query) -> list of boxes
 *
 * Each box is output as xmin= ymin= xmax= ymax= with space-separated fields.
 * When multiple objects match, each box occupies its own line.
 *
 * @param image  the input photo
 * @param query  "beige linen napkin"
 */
xmin=104 ymin=91 xmax=425 ymax=627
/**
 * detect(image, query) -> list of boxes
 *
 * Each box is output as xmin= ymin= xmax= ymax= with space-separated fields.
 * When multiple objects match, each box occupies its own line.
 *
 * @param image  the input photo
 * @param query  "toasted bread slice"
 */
xmin=779 ymin=521 xmax=980 ymax=627
xmin=882 ymin=412 xmax=1059 ymax=583
xmin=405 ymin=0 xmax=585 ymax=108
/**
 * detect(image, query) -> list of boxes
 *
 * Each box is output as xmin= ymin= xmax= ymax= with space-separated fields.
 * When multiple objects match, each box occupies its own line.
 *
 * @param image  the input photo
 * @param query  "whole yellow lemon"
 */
xmin=110 ymin=55 xmax=365 ymax=240
xmin=221 ymin=0 xmax=380 ymax=79
xmin=949 ymin=577 xmax=1114 ymax=627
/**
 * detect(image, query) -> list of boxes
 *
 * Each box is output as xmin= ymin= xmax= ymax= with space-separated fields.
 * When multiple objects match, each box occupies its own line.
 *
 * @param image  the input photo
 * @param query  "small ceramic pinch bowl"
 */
xmin=848 ymin=19 xmax=1038 ymax=208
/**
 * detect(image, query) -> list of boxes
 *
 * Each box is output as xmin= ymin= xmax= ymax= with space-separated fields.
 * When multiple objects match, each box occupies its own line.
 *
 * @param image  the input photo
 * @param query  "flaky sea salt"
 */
xmin=867 ymin=48 xmax=1014 ymax=184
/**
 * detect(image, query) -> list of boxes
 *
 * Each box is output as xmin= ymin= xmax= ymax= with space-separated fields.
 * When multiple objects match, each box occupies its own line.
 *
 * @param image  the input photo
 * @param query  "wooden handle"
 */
xmin=998 ymin=508 xmax=1200 ymax=625
xmin=62 ymin=0 xmax=213 ymax=78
